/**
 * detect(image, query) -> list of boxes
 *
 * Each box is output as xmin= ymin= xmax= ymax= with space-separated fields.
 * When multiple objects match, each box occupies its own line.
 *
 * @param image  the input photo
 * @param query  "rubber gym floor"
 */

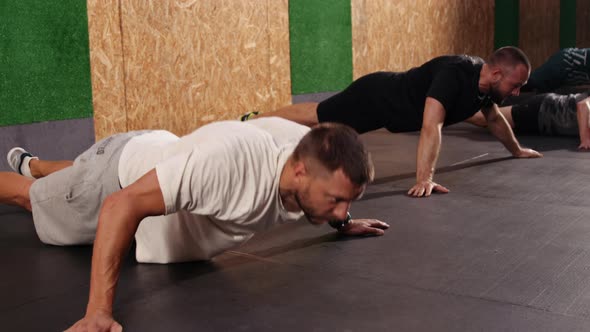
xmin=2 ymin=123 xmax=590 ymax=331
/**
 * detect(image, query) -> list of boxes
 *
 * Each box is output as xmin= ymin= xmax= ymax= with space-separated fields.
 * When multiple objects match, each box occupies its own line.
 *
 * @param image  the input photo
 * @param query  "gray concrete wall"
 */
xmin=0 ymin=118 xmax=95 ymax=172
xmin=292 ymin=92 xmax=337 ymax=104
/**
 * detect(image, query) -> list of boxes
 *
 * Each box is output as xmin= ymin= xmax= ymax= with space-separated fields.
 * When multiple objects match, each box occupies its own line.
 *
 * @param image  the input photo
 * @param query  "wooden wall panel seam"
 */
xmin=519 ymin=0 xmax=560 ymax=69
xmin=87 ymin=0 xmax=128 ymax=140
xmin=117 ymin=0 xmax=129 ymax=133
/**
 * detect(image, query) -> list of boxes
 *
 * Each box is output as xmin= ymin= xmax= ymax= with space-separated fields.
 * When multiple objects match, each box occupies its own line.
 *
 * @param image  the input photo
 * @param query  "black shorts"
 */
xmin=316 ymin=72 xmax=399 ymax=134
xmin=511 ymin=94 xmax=546 ymax=135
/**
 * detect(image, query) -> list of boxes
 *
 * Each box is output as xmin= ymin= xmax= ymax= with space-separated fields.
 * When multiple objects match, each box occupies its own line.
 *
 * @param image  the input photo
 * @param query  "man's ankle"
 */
xmin=28 ymin=159 xmax=42 ymax=179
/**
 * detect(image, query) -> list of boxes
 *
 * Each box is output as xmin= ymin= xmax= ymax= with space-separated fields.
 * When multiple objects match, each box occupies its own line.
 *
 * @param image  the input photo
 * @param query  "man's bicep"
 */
xmin=423 ymin=97 xmax=447 ymax=127
xmin=123 ymin=169 xmax=166 ymax=217
xmin=481 ymin=104 xmax=500 ymax=122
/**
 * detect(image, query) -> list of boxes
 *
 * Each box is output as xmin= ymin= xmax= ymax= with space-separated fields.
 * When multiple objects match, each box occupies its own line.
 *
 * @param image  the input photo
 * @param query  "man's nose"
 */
xmin=333 ymin=202 xmax=350 ymax=221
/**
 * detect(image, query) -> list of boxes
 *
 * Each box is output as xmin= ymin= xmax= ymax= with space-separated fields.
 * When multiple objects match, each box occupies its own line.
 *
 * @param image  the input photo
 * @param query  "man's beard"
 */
xmin=489 ymin=83 xmax=506 ymax=104
xmin=294 ymin=191 xmax=323 ymax=225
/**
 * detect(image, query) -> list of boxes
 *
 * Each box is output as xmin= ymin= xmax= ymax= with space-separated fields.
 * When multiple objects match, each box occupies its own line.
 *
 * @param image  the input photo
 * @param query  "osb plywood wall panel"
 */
xmin=88 ymin=0 xmax=290 ymax=139
xmin=577 ymin=0 xmax=590 ymax=47
xmin=268 ymin=0 xmax=291 ymax=110
xmin=87 ymin=0 xmax=127 ymax=140
xmin=351 ymin=0 xmax=494 ymax=79
xmin=122 ymin=0 xmax=291 ymax=134
xmin=519 ymin=0 xmax=560 ymax=69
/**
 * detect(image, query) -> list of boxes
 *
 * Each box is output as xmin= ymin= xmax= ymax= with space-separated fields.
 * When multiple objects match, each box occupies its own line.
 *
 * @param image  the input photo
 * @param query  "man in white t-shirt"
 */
xmin=1 ymin=117 xmax=389 ymax=331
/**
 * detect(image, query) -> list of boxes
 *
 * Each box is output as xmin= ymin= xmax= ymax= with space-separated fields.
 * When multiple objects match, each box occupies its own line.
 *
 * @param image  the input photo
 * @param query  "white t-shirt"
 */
xmin=118 ymin=118 xmax=309 ymax=263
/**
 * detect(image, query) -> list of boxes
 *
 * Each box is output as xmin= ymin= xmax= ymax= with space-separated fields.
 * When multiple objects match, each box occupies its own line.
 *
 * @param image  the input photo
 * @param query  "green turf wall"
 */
xmin=0 ymin=1 xmax=93 ymax=126
xmin=289 ymin=0 xmax=353 ymax=95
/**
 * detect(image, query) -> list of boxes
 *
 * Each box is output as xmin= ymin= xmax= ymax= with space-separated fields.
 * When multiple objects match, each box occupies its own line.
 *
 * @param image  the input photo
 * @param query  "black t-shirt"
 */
xmin=316 ymin=55 xmax=493 ymax=134
xmin=385 ymin=55 xmax=493 ymax=132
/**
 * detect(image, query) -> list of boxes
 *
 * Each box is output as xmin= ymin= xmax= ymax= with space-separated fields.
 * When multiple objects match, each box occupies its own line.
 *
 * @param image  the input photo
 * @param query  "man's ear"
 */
xmin=293 ymin=160 xmax=308 ymax=180
xmin=491 ymin=66 xmax=503 ymax=82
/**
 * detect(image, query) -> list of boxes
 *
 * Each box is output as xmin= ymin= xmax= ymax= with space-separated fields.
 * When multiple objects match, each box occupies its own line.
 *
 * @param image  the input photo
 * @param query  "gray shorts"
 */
xmin=538 ymin=93 xmax=585 ymax=136
xmin=512 ymin=93 xmax=586 ymax=136
xmin=30 ymin=131 xmax=150 ymax=245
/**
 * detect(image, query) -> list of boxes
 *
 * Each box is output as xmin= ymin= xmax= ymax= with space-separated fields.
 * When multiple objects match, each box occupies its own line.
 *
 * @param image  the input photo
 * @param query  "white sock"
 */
xmin=20 ymin=155 xmax=36 ymax=178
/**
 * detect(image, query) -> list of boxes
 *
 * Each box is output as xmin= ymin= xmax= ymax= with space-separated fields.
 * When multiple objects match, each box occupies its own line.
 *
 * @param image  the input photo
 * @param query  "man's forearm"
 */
xmin=487 ymin=112 xmax=521 ymax=154
xmin=87 ymin=193 xmax=144 ymax=314
xmin=416 ymin=125 xmax=442 ymax=182
xmin=577 ymin=101 xmax=590 ymax=143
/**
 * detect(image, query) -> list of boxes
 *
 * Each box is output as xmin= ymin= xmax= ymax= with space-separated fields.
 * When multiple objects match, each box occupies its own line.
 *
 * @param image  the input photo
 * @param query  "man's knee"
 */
xmin=18 ymin=179 xmax=34 ymax=211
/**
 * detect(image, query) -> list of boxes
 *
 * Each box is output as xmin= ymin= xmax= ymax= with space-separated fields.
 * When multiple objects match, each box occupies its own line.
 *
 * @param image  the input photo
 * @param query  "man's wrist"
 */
xmin=328 ymin=212 xmax=352 ymax=231
xmin=416 ymin=176 xmax=433 ymax=184
xmin=86 ymin=297 xmax=114 ymax=316
xmin=416 ymin=169 xmax=434 ymax=182
xmin=512 ymin=146 xmax=524 ymax=156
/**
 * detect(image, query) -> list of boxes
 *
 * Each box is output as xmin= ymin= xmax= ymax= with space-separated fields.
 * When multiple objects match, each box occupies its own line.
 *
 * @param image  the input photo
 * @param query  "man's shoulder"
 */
xmin=246 ymin=117 xmax=309 ymax=134
xmin=423 ymin=55 xmax=483 ymax=86
xmin=435 ymin=54 xmax=484 ymax=70
xmin=184 ymin=119 xmax=305 ymax=159
xmin=194 ymin=118 xmax=308 ymax=136
xmin=245 ymin=117 xmax=310 ymax=145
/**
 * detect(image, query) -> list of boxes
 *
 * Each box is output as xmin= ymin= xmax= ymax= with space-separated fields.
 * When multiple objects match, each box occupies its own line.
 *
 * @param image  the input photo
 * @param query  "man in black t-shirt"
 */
xmin=242 ymin=46 xmax=543 ymax=197
xmin=467 ymin=93 xmax=590 ymax=149
xmin=523 ymin=48 xmax=590 ymax=92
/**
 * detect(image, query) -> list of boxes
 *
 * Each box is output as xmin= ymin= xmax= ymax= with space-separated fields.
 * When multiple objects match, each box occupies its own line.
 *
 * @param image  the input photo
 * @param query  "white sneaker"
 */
xmin=7 ymin=147 xmax=37 ymax=179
